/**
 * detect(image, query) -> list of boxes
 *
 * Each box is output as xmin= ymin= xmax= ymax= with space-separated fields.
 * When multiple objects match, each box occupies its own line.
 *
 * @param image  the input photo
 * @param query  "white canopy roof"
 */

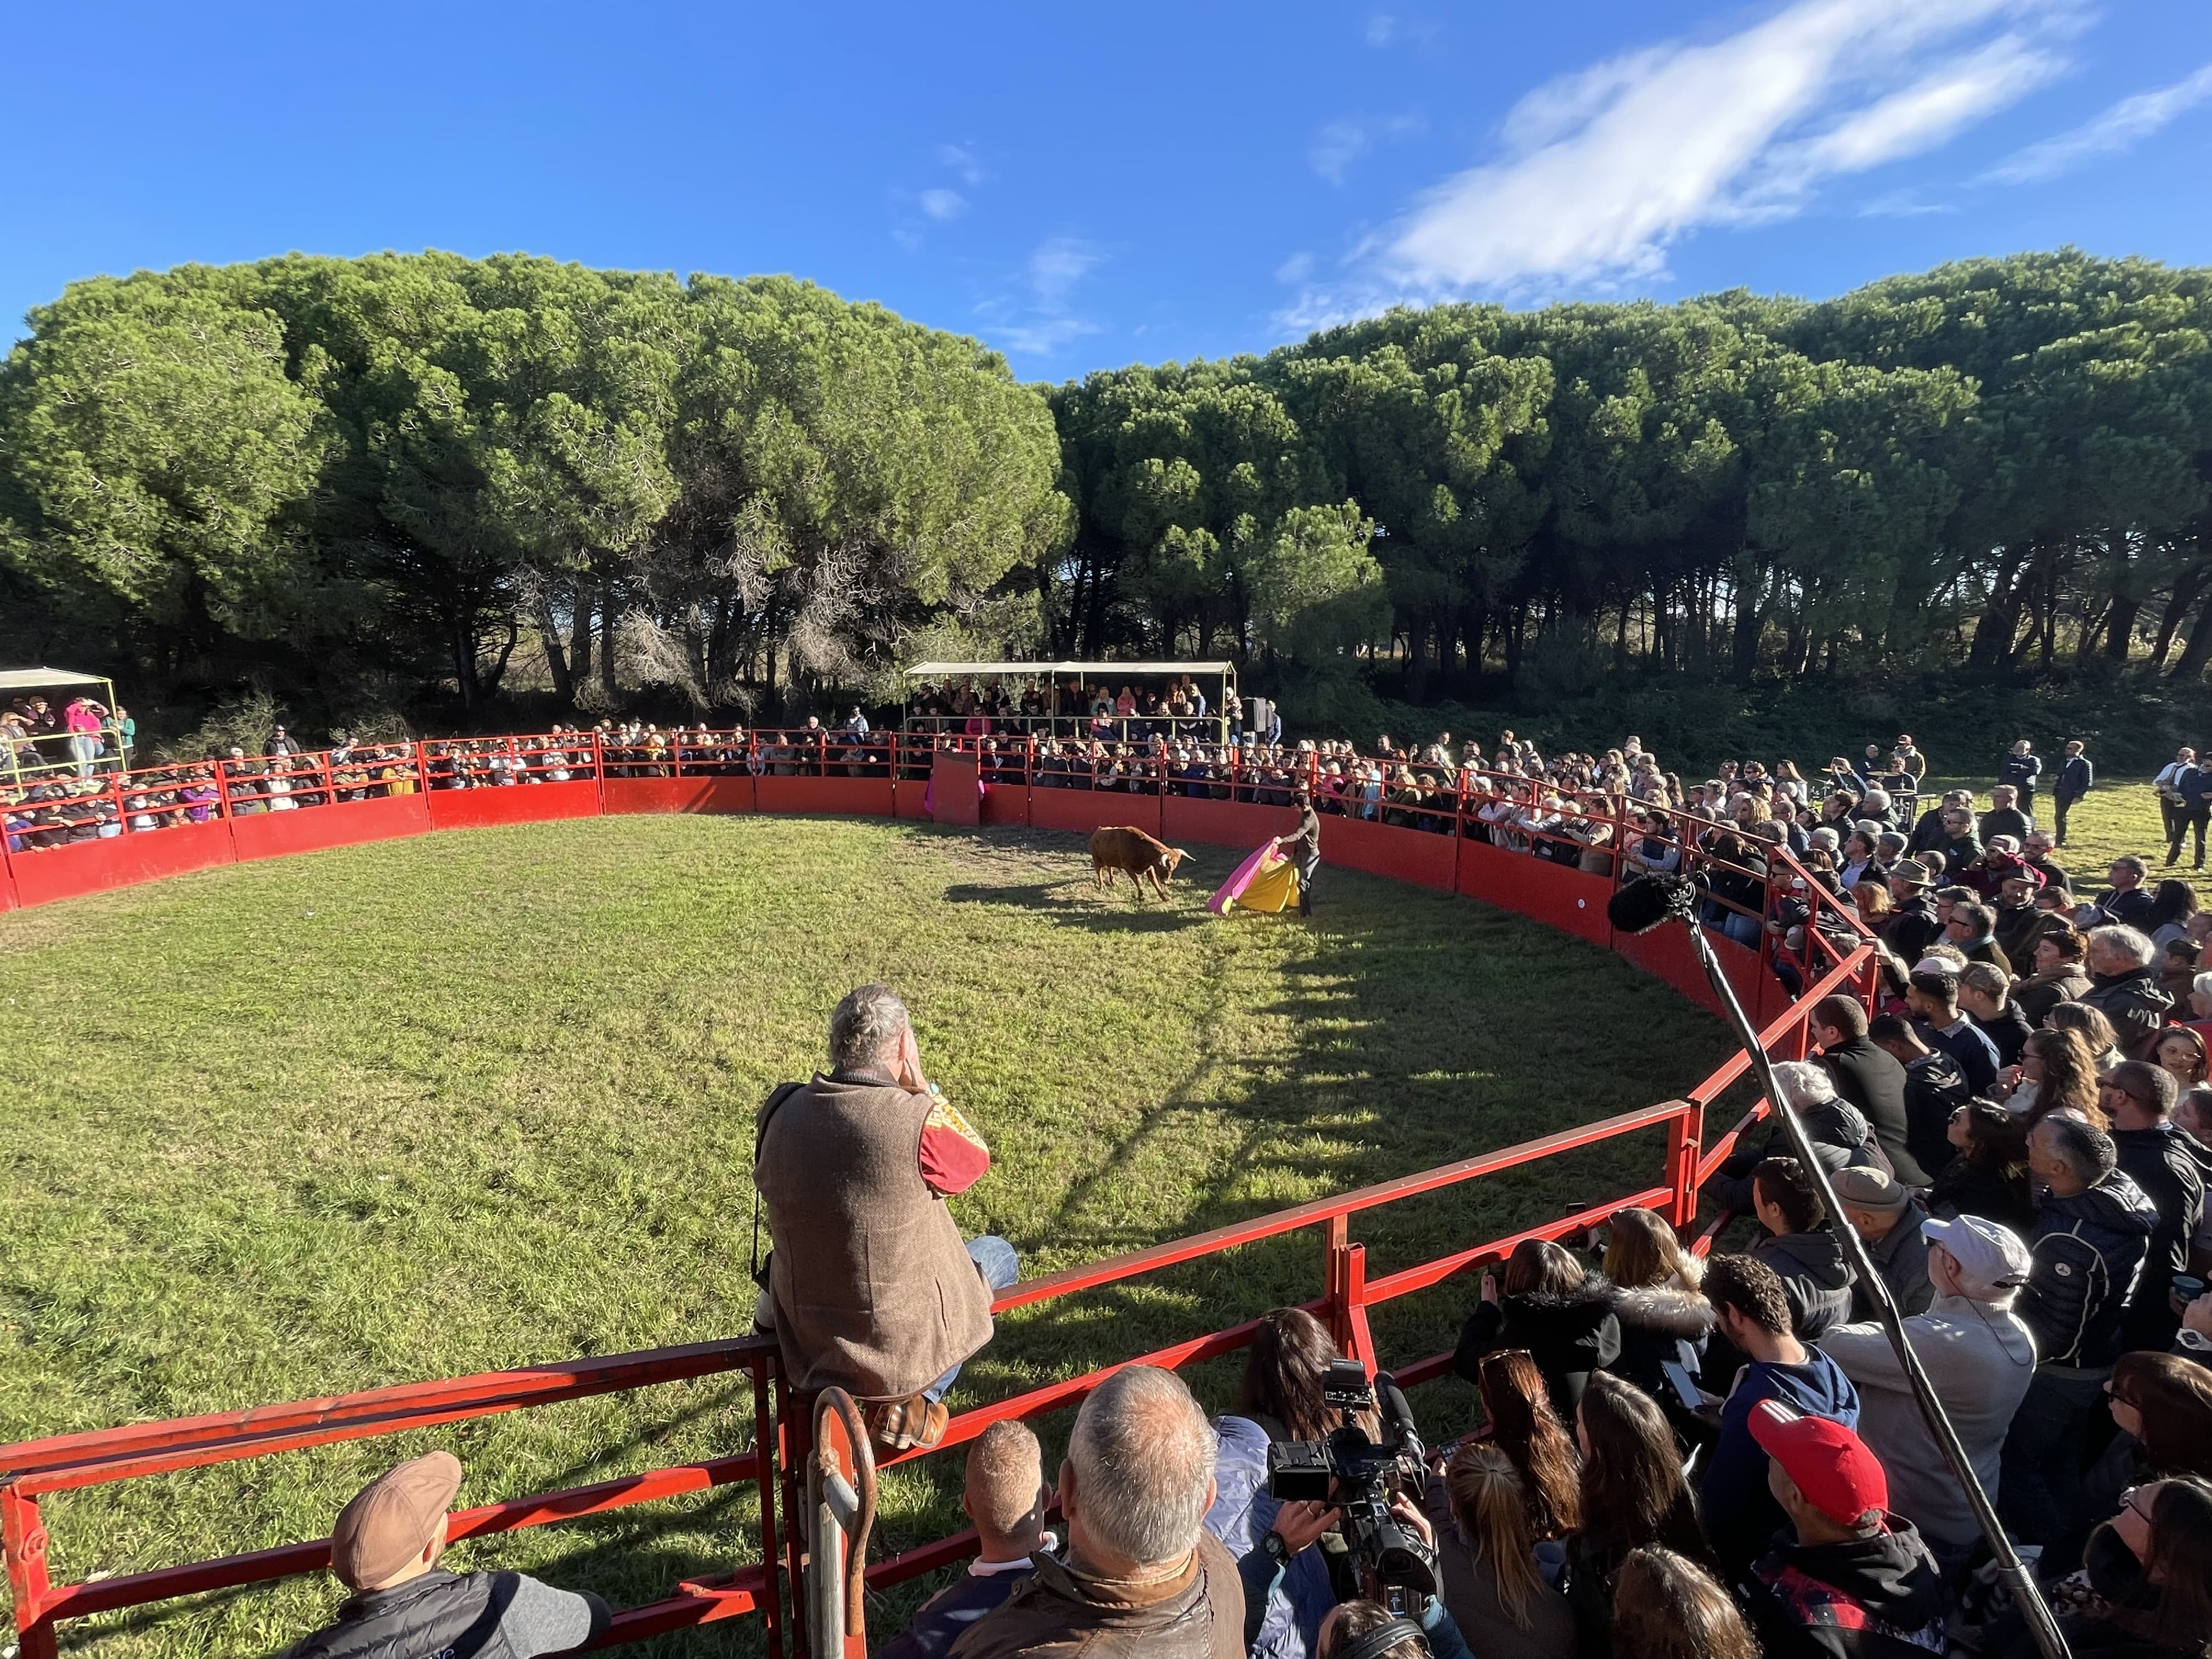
xmin=0 ymin=667 xmax=110 ymax=693
xmin=903 ymin=661 xmax=1235 ymax=677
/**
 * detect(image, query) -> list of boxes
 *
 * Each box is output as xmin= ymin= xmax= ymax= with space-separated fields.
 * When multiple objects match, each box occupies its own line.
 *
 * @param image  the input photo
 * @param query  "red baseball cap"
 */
xmin=1748 ymin=1402 xmax=1887 ymax=1527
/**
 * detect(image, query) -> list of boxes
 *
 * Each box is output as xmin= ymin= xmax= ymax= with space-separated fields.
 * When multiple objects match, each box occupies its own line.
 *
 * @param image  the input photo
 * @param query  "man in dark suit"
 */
xmin=2051 ymin=740 xmax=2094 ymax=848
xmin=1810 ymin=993 xmax=1926 ymax=1187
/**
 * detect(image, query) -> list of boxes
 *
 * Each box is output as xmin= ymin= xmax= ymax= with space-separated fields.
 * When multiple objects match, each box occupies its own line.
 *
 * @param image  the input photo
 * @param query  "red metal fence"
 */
xmin=0 ymin=726 xmax=1877 ymax=1656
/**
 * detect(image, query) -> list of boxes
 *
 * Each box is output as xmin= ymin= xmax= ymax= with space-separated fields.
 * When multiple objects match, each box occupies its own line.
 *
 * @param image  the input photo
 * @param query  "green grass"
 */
xmin=0 ymin=815 xmax=1735 ymax=1656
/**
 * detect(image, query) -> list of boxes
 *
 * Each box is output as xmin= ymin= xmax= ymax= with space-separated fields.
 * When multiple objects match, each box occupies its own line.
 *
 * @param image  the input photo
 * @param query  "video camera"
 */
xmin=1265 ymin=1359 xmax=1437 ymax=1612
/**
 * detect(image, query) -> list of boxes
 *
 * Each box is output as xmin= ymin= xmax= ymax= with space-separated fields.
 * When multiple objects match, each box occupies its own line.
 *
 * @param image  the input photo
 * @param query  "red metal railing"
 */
xmin=1 ymin=724 xmax=1877 ymax=1655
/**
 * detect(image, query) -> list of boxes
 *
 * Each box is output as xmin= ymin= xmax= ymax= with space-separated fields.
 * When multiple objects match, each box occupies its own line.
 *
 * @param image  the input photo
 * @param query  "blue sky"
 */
xmin=7 ymin=1 xmax=2211 ymax=379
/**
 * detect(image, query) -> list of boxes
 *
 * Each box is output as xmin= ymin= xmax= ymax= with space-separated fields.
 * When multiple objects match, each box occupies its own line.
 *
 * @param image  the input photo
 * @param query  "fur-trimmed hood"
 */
xmin=1504 ymin=1273 xmax=1619 ymax=1317
xmin=1608 ymin=1281 xmax=1717 ymax=1339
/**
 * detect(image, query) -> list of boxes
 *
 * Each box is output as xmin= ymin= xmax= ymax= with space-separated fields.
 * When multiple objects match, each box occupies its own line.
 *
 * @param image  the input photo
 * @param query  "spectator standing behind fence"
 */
xmin=879 ymin=1422 xmax=1055 ymax=1659
xmin=1827 ymin=1169 xmax=1932 ymax=1321
xmin=1817 ymin=1214 xmax=2035 ymax=1571
xmin=1808 ymin=996 xmax=1926 ymax=1188
xmin=2081 ymin=925 xmax=2177 ymax=1055
xmin=1746 ymin=1158 xmax=1854 ymax=1342
xmin=753 ymin=985 xmax=1017 ymax=1457
xmin=1564 ymin=1374 xmax=1717 ymax=1659
xmin=282 ymin=1451 xmax=610 ymax=1659
xmin=1735 ymin=1403 xmax=1949 ymax=1659
xmin=950 ymin=1365 xmax=1245 ymax=1659
xmin=2101 ymin=1061 xmax=2206 ymax=1353
xmin=1453 ymin=1238 xmax=1622 ymax=1419
xmin=2000 ymin=1115 xmax=2158 ymax=1545
xmin=1696 ymin=1253 xmax=1861 ymax=1578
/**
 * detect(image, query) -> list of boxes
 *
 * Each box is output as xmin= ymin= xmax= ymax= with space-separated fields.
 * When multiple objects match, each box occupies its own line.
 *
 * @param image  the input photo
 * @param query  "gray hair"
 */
xmin=2035 ymin=1114 xmax=2118 ymax=1184
xmin=2195 ymin=970 xmax=2212 ymax=999
xmin=2087 ymin=925 xmax=2155 ymax=969
xmin=1066 ymin=1365 xmax=1216 ymax=1567
xmin=1770 ymin=1060 xmax=1837 ymax=1113
xmin=829 ymin=984 xmax=910 ymax=1073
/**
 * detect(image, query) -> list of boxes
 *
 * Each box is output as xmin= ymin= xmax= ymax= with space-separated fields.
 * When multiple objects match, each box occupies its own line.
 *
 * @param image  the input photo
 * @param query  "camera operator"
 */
xmin=754 ymin=984 xmax=1017 ymax=1456
xmin=1206 ymin=1309 xmax=1373 ymax=1657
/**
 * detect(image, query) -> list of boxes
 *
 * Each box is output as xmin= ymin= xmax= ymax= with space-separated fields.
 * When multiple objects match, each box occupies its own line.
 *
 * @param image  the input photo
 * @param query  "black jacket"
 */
xmin=1897 ymin=1050 xmax=1971 ymax=1187
xmin=2055 ymin=754 xmax=2094 ymax=798
xmin=1454 ymin=1277 xmax=1623 ymax=1417
xmin=284 ymin=1570 xmax=611 ymax=1659
xmin=1928 ymin=1153 xmax=2037 ymax=1237
xmin=1751 ymin=1229 xmax=1854 ymax=1340
xmin=2080 ymin=968 xmax=2175 ymax=1055
xmin=1818 ymin=1039 xmax=1926 ymax=1187
xmin=2112 ymin=1122 xmax=2207 ymax=1352
xmin=1742 ymin=1516 xmax=1949 ymax=1659
xmin=1880 ymin=899 xmax=1940 ymax=966
xmin=2021 ymin=1172 xmax=2159 ymax=1369
xmin=1602 ymin=1280 xmax=1717 ymax=1402
xmin=1971 ymin=1002 xmax=2035 ymax=1070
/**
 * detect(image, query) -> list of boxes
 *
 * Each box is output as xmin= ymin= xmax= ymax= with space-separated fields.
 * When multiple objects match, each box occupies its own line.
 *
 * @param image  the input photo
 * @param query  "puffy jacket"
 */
xmin=1203 ymin=1417 xmax=1333 ymax=1659
xmin=283 ymin=1570 xmax=610 ymax=1659
xmin=2019 ymin=1172 xmax=2158 ymax=1370
xmin=1751 ymin=1230 xmax=1854 ymax=1341
xmin=2078 ymin=968 xmax=2175 ymax=1056
xmin=1454 ymin=1278 xmax=1623 ymax=1417
xmin=1604 ymin=1279 xmax=1716 ymax=1402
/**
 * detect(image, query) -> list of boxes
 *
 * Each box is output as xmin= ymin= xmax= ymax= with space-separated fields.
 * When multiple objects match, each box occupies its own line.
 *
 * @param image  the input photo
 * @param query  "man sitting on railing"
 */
xmin=950 ymin=1365 xmax=1245 ymax=1659
xmin=754 ymin=984 xmax=1017 ymax=1457
xmin=284 ymin=1449 xmax=610 ymax=1659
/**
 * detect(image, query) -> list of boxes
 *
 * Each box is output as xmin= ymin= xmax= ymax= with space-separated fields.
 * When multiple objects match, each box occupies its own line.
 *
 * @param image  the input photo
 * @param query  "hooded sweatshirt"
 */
xmin=1817 ymin=1294 xmax=2037 ymax=1553
xmin=1743 ymin=1516 xmax=1949 ymax=1659
xmin=1753 ymin=1229 xmax=1855 ymax=1341
xmin=2019 ymin=1171 xmax=2159 ymax=1372
xmin=1701 ymin=1345 xmax=1860 ymax=1575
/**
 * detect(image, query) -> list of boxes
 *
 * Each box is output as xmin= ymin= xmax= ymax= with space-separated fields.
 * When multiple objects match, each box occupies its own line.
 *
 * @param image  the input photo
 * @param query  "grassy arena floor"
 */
xmin=0 ymin=815 xmax=1735 ymax=1656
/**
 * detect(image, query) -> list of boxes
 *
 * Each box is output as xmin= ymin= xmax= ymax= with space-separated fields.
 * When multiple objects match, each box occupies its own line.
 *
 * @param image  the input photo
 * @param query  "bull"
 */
xmin=1089 ymin=825 xmax=1190 ymax=900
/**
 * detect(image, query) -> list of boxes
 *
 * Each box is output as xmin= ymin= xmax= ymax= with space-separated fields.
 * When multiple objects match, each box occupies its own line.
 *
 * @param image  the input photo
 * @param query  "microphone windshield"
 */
xmin=1606 ymin=873 xmax=1699 ymax=935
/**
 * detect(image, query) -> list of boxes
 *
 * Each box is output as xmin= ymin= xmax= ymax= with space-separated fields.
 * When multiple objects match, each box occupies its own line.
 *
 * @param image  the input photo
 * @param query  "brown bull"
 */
xmin=1089 ymin=825 xmax=1190 ymax=899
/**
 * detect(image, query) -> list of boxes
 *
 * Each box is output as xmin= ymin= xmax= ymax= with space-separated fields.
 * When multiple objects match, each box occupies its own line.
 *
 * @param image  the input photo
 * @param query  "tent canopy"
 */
xmin=903 ymin=661 xmax=1235 ymax=678
xmin=0 ymin=667 xmax=111 ymax=693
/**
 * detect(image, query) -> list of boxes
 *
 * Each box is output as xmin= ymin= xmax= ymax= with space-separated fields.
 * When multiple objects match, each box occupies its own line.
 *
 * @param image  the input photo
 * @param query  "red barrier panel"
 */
xmin=926 ymin=752 xmax=980 ymax=826
xmin=1454 ymin=838 xmax=1613 ymax=945
xmin=227 ymin=794 xmax=432 ymax=861
xmin=4 ymin=820 xmax=238 ymax=906
xmin=1028 ymin=786 xmax=1155 ymax=837
xmin=754 ymin=776 xmax=894 ymax=817
xmin=603 ymin=777 xmax=736 ymax=815
xmin=1162 ymin=794 xmax=1297 ymax=851
xmin=978 ymin=782 xmax=1029 ymax=826
xmin=426 ymin=779 xmax=606 ymax=830
xmin=1320 ymin=814 xmax=1458 ymax=891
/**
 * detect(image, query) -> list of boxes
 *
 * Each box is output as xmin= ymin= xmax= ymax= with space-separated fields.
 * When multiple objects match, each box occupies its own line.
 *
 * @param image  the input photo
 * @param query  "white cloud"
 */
xmin=1310 ymin=112 xmax=1425 ymax=184
xmin=935 ymin=143 xmax=987 ymax=185
xmin=1982 ymin=61 xmax=2212 ymax=182
xmin=1857 ymin=187 xmax=1957 ymax=217
xmin=1366 ymin=14 xmax=1398 ymax=47
xmin=977 ymin=237 xmax=1107 ymax=358
xmin=919 ymin=188 xmax=967 ymax=221
xmin=1027 ymin=236 xmax=1102 ymax=304
xmin=1276 ymin=252 xmax=1316 ymax=284
xmin=1381 ymin=0 xmax=2078 ymax=294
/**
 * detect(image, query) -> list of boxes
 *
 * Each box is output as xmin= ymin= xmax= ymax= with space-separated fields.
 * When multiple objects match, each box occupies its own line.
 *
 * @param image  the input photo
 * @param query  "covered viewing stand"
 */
xmin=900 ymin=659 xmax=1242 ymax=744
xmin=2 ymin=668 xmax=123 ymax=783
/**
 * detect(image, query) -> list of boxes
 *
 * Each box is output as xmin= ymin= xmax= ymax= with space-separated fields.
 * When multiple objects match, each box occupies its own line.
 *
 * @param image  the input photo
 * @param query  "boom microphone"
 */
xmin=1605 ymin=873 xmax=1700 ymax=935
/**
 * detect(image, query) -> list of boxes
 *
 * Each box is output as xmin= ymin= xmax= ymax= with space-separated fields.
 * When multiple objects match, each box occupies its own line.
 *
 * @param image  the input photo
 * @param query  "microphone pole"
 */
xmin=1674 ymin=911 xmax=2068 ymax=1659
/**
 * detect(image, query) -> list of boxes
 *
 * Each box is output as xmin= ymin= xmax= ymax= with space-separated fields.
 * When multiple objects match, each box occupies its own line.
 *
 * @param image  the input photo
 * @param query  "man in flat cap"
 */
xmin=285 ymin=1449 xmax=610 ymax=1658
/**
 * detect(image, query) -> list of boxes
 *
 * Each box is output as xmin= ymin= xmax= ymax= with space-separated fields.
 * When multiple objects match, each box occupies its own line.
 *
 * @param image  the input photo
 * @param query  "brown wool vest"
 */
xmin=754 ymin=1075 xmax=995 ymax=1398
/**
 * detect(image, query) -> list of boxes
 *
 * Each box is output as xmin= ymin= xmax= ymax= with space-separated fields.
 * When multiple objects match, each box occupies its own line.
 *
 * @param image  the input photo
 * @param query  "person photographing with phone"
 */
xmin=753 ymin=984 xmax=1018 ymax=1455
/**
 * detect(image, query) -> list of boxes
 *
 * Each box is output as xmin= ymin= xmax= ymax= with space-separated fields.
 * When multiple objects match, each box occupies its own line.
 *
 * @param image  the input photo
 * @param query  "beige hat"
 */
xmin=1831 ymin=1166 xmax=1910 ymax=1216
xmin=330 ymin=1451 xmax=462 ymax=1590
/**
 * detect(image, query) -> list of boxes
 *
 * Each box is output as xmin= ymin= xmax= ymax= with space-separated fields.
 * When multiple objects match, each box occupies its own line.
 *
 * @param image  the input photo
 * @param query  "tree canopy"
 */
xmin=2 ymin=247 xmax=2207 ymax=725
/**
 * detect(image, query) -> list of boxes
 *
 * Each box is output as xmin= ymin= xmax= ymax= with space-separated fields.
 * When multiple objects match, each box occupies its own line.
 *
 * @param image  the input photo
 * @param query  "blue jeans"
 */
xmin=923 ymin=1235 xmax=1019 ymax=1403
xmin=2000 ymin=1368 xmax=2107 ymax=1545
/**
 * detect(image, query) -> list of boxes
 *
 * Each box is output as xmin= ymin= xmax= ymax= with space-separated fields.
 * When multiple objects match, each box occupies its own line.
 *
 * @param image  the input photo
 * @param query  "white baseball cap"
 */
xmin=1921 ymin=1214 xmax=2032 ymax=1299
